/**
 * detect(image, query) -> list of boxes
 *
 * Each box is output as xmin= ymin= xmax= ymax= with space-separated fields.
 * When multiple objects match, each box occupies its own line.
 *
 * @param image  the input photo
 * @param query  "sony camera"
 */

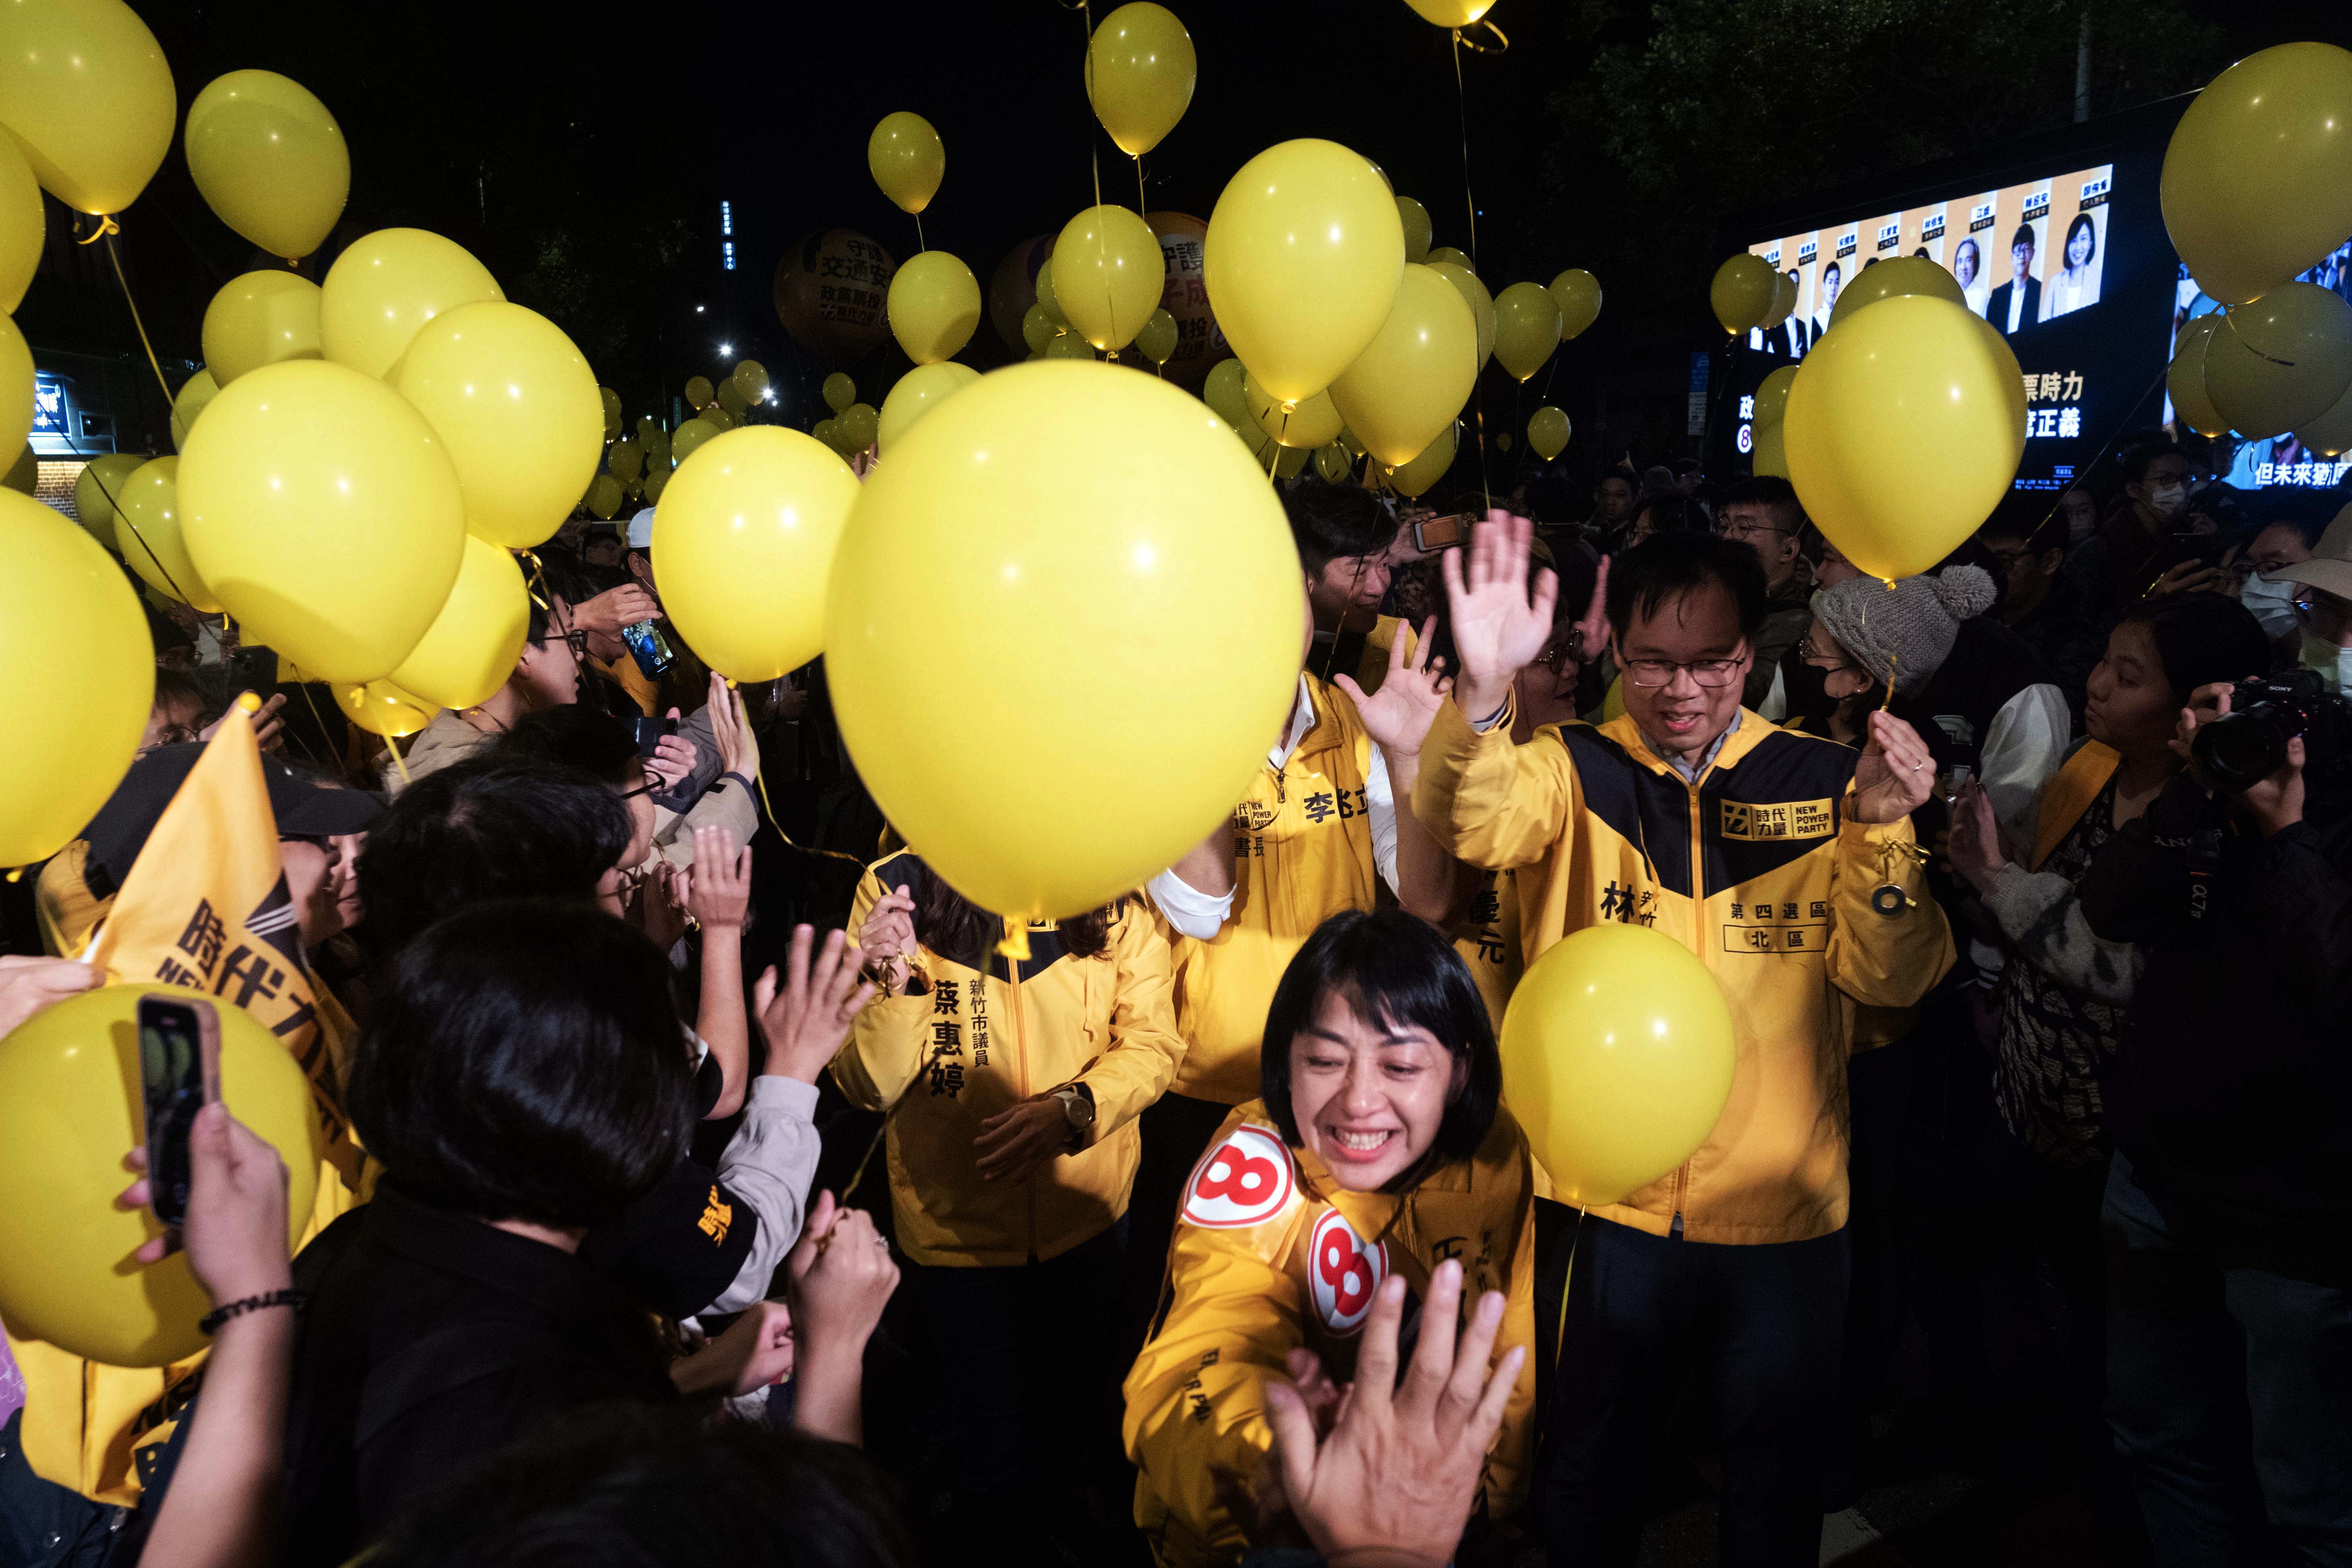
xmin=2190 ymin=667 xmax=2352 ymax=819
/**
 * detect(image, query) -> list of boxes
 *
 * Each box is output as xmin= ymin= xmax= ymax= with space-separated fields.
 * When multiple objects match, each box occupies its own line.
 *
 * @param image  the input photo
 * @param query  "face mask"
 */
xmin=2143 ymin=482 xmax=2188 ymax=523
xmin=2240 ymin=574 xmax=2301 ymax=639
xmin=2298 ymin=631 xmax=2352 ymax=697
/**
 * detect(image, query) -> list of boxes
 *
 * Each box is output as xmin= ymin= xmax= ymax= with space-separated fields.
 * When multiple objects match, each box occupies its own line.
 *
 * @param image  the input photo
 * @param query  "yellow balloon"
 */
xmin=1403 ymin=0 xmax=1496 ymax=24
xmin=1272 ymin=440 xmax=1309 ymax=480
xmin=1387 ymin=422 xmax=1458 ymax=498
xmin=389 ymin=301 xmax=604 ymax=549
xmin=3 ymin=445 xmax=35 ymax=495
xmin=686 ymin=375 xmax=717 ymax=411
xmin=0 ymin=491 xmax=150 ymax=864
xmin=1244 ymin=369 xmax=1342 ymax=449
xmin=1395 ymin=195 xmax=1433 ymax=265
xmin=179 ymin=359 xmax=468 ymax=682
xmin=169 ymin=369 xmax=219 ymax=453
xmin=1051 ymin=205 xmax=1163 ymax=353
xmin=2167 ymin=316 xmax=2229 ymax=438
xmin=1086 ymin=1 xmax=1197 ymax=158
xmin=199 ymin=270 xmax=322 ymax=386
xmin=1496 ymin=432 xmax=1513 ymax=452
xmin=609 ymin=437 xmax=645 ymax=482
xmin=1550 ymin=267 xmax=1602 ymax=340
xmin=1328 ymin=263 xmax=1478 ymax=467
xmin=1762 ymin=269 xmax=1797 ymax=331
xmin=2160 ymin=43 xmax=2352 ymax=306
xmin=731 ymin=359 xmax=770 ymax=402
xmin=1825 ymin=254 xmax=1967 ymax=333
xmin=1426 ymin=246 xmax=1473 ymax=272
xmin=1136 ymin=307 xmax=1179 ymax=365
xmin=1784 ymin=294 xmax=2024 ymax=581
xmin=1500 ymin=923 xmax=1734 ymax=1208
xmin=868 ymin=111 xmax=944 ymax=215
xmin=811 ymin=417 xmax=840 ymax=451
xmin=1527 ymin=405 xmax=1570 ymax=461
xmin=1204 ymin=139 xmax=1405 ymax=404
xmin=334 ymin=676 xmax=433 ymax=738
xmin=878 ymin=360 xmax=980 ymax=451
xmin=642 ymin=466 xmax=671 ymax=503
xmin=183 ymin=70 xmax=348 ymax=260
xmin=2298 ymin=377 xmax=2352 ymax=457
xmin=0 ymin=312 xmax=29 ymax=471
xmin=1033 ymin=254 xmax=1063 ymax=318
xmin=829 ymin=362 xmax=1300 ymax=919
xmin=0 ymin=126 xmax=43 ymax=312
xmin=635 ymin=415 xmax=662 ymax=445
xmin=72 ymin=451 xmax=143 ymax=553
xmin=389 ymin=534 xmax=529 ymax=710
xmin=0 ymin=0 xmax=174 ymax=215
xmin=1492 ymin=280 xmax=1563 ymax=382
xmin=0 ymin=983 xmax=320 ymax=1366
xmin=715 ymin=381 xmax=748 ymax=418
xmin=700 ymin=403 xmax=740 ymax=433
xmin=1314 ymin=443 xmax=1352 ymax=482
xmin=113 ymin=457 xmax=218 ymax=612
xmin=1203 ymin=357 xmax=1248 ymax=427
xmin=1427 ymin=260 xmax=1495 ymax=369
xmin=654 ymin=427 xmax=860 ymax=682
xmin=1709 ymin=253 xmax=1778 ymax=335
xmin=837 ymin=402 xmax=881 ymax=452
xmin=320 ymin=229 xmax=502 ymax=379
xmin=888 ymin=248 xmax=983 ymax=364
xmin=1021 ymin=304 xmax=1059 ymax=356
xmin=822 ymin=372 xmax=856 ymax=414
xmin=1043 ymin=331 xmax=1093 ymax=361
xmin=671 ymin=419 xmax=717 ymax=466
xmin=1751 ymin=420 xmax=1788 ymax=479
xmin=586 ymin=473 xmax=623 ymax=519
xmin=599 ymin=386 xmax=623 ymax=440
xmin=2201 ymin=284 xmax=2352 ymax=439
xmin=1752 ymin=365 xmax=1798 ymax=431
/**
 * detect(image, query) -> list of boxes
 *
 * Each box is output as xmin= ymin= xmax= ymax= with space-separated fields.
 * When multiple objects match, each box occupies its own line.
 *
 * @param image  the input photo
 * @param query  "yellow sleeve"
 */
xmin=1072 ymin=905 xmax=1187 ymax=1141
xmin=1412 ymin=698 xmax=1579 ymax=870
xmin=828 ymin=870 xmax=931 ymax=1112
xmin=1824 ymin=808 xmax=1955 ymax=1009
xmin=1484 ymin=1187 xmax=1543 ymax=1519
xmin=1122 ymin=1219 xmax=1304 ymax=1560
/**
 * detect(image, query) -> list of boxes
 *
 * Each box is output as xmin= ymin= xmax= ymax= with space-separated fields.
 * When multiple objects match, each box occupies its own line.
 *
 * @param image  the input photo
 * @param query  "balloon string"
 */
xmin=1450 ymin=31 xmax=1478 ymax=271
xmin=385 ymin=729 xmax=413 ymax=788
xmin=914 ymin=212 xmax=926 ymax=255
xmin=2218 ymin=304 xmax=2297 ymax=370
xmin=99 ymin=225 xmax=178 ymax=409
xmin=1553 ymin=1205 xmax=1584 ymax=1365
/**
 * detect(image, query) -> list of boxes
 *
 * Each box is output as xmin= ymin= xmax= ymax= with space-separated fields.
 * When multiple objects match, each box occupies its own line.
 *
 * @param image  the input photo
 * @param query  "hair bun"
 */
xmin=1932 ymin=564 xmax=1998 ymax=621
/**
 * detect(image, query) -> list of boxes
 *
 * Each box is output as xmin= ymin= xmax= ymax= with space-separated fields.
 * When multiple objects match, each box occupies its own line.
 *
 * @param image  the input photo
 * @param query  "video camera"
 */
xmin=2190 ymin=667 xmax=2352 ymax=822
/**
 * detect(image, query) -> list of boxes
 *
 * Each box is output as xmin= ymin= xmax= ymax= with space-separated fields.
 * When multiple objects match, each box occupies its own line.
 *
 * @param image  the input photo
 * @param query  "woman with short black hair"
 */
xmin=1123 ymin=909 xmax=1540 ymax=1564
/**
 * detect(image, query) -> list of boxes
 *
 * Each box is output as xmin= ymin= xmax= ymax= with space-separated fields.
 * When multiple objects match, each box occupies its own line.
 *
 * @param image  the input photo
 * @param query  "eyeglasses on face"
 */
xmin=1622 ymin=654 xmax=1748 ymax=689
xmin=1719 ymin=518 xmax=1791 ymax=542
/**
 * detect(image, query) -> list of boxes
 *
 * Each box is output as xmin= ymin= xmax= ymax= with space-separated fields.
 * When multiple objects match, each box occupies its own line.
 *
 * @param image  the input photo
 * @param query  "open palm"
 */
xmin=1441 ymin=512 xmax=1558 ymax=714
xmin=1336 ymin=618 xmax=1450 ymax=756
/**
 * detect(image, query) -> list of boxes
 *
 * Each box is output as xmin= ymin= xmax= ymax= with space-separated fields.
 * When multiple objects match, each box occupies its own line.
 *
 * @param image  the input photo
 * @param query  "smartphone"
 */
xmin=1413 ymin=512 xmax=1475 ymax=553
xmin=138 ymin=995 xmax=221 ymax=1228
xmin=2172 ymin=530 xmax=2228 ymax=568
xmin=620 ymin=617 xmax=677 ymax=680
xmin=622 ymin=713 xmax=678 ymax=760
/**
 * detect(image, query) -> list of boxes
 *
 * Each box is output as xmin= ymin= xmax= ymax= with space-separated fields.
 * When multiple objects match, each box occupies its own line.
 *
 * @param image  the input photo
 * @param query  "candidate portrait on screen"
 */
xmin=1985 ymin=225 xmax=2041 ymax=337
xmin=1815 ymin=260 xmax=1843 ymax=340
xmin=2041 ymin=211 xmax=2101 ymax=322
xmin=1953 ymin=236 xmax=1990 ymax=319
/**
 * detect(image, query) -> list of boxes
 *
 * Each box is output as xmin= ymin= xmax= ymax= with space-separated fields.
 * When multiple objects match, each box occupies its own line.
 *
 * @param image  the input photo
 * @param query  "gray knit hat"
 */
xmin=1810 ymin=564 xmax=1998 ymax=696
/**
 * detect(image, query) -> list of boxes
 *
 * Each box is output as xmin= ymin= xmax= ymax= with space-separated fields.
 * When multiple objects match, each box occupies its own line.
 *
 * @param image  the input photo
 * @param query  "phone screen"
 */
xmin=139 ymin=996 xmax=220 ymax=1227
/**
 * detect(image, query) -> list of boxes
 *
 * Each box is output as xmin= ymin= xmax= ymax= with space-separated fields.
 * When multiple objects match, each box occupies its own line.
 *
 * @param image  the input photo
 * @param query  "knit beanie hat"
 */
xmin=1809 ymin=564 xmax=1997 ymax=697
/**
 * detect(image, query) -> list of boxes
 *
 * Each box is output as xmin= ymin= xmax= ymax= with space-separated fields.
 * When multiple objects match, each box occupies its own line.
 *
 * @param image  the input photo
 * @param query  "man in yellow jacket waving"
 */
xmin=1415 ymin=517 xmax=1954 ymax=1567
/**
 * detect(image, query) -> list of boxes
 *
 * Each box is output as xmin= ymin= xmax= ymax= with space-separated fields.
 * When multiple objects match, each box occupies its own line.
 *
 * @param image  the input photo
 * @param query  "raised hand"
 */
xmin=752 ymin=924 xmax=878 ymax=1084
xmin=1850 ymin=709 xmax=1936 ymax=825
xmin=854 ymin=886 xmax=916 ymax=994
xmin=706 ymin=672 xmax=762 ymax=781
xmin=1944 ymin=780 xmax=2010 ymax=896
xmin=685 ymin=825 xmax=752 ymax=933
xmin=1335 ymin=618 xmax=1451 ymax=758
xmin=1440 ymin=511 xmax=1557 ymax=723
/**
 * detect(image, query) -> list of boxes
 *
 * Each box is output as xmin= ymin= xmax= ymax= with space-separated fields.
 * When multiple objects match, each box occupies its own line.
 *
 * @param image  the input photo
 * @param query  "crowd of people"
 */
xmin=0 ymin=430 xmax=2346 ymax=1568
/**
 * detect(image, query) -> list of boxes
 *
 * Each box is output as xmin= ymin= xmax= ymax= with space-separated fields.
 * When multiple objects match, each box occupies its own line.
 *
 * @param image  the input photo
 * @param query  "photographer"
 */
xmin=2079 ymin=673 xmax=2352 ymax=1563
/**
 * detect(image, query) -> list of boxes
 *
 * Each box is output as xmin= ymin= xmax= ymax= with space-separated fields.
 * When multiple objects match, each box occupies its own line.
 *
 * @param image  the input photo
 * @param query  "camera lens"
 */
xmin=2194 ymin=707 xmax=2291 ymax=793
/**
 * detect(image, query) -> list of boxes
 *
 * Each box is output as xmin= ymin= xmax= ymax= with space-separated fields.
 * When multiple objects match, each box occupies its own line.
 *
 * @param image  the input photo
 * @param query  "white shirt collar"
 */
xmin=1640 ymin=710 xmax=1742 ymax=783
xmin=1272 ymin=674 xmax=1316 ymax=769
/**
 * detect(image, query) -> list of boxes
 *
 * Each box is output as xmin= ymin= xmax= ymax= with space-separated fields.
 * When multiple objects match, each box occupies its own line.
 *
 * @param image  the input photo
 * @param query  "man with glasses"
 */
xmin=1717 ymin=476 xmax=1815 ymax=708
xmin=1414 ymin=520 xmax=1954 ymax=1568
xmin=1977 ymin=507 xmax=2102 ymax=724
xmin=393 ymin=595 xmax=585 ymax=793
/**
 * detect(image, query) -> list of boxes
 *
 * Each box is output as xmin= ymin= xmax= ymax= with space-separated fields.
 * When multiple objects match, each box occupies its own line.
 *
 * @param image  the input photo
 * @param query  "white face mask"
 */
xmin=2143 ymin=482 xmax=2189 ymax=523
xmin=2298 ymin=631 xmax=2352 ymax=697
xmin=2240 ymin=574 xmax=2301 ymax=639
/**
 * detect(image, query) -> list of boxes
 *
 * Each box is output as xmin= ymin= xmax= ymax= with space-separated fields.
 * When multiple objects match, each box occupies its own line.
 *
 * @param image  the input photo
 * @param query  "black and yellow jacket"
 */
xmin=835 ymin=851 xmax=1186 ymax=1267
xmin=1415 ymin=703 xmax=1954 ymax=1244
xmin=1123 ymin=1101 xmax=1541 ymax=1565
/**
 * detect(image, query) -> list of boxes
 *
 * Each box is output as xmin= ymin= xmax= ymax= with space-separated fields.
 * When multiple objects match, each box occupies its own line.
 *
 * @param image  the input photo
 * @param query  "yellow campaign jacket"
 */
xmin=1124 ymin=1101 xmax=1541 ymax=1566
xmin=1168 ymin=678 xmax=1380 ymax=1105
xmin=834 ymin=851 xmax=1187 ymax=1267
xmin=1455 ymin=865 xmax=1524 ymax=1031
xmin=1415 ymin=703 xmax=1954 ymax=1244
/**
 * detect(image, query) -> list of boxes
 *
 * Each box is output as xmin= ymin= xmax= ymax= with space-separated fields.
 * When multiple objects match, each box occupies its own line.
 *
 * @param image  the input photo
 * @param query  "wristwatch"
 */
xmin=1051 ymin=1083 xmax=1096 ymax=1148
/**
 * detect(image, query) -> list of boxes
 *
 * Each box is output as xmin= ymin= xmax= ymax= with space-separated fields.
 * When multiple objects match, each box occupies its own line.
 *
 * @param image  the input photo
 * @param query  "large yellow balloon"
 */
xmin=0 ymin=491 xmax=150 ymax=865
xmin=685 ymin=375 xmax=716 ymax=411
xmin=0 ymin=311 xmax=29 ymax=471
xmin=868 ymin=111 xmax=944 ymax=215
xmin=1752 ymin=365 xmax=1798 ymax=431
xmin=585 ymin=473 xmax=623 ymax=520
xmin=1427 ymin=260 xmax=1495 ymax=369
xmin=334 ymin=677 xmax=432 ymax=738
xmin=0 ymin=0 xmax=174 ymax=215
xmin=1784 ymin=294 xmax=2025 ymax=582
xmin=828 ymin=362 xmax=1300 ymax=920
xmin=169 ymin=369 xmax=219 ymax=453
xmin=200 ymin=271 xmax=322 ymax=386
xmin=1203 ymin=357 xmax=1249 ymax=428
xmin=1395 ymin=195 xmax=1433 ymax=265
xmin=656 ymin=427 xmax=860 ymax=682
xmin=182 ymin=70 xmax=348 ymax=260
xmin=1550 ymin=267 xmax=1602 ymax=340
xmin=1204 ymin=140 xmax=1404 ymax=404
xmin=3 ymin=445 xmax=35 ymax=495
xmin=1825 ymin=254 xmax=1967 ymax=333
xmin=1403 ymin=0 xmax=1496 ymax=23
xmin=1328 ymin=263 xmax=1478 ymax=467
xmin=1135 ymin=307 xmax=1179 ymax=365
xmin=1499 ymin=924 xmax=1735 ymax=1209
xmin=0 ymin=983 xmax=320 ymax=1366
xmin=1051 ymin=205 xmax=1163 ymax=353
xmin=822 ymin=372 xmax=857 ymax=414
xmin=1709 ymin=254 xmax=1778 ymax=335
xmin=887 ymin=249 xmax=983 ymax=364
xmin=0 ymin=126 xmax=43 ymax=312
xmin=113 ymin=457 xmax=218 ymax=612
xmin=387 ymin=301 xmax=603 ymax=550
xmin=319 ymin=229 xmax=503 ymax=379
xmin=878 ymin=361 xmax=980 ymax=451
xmin=2160 ymin=43 xmax=2352 ymax=307
xmin=2200 ymin=284 xmax=2352 ymax=440
xmin=389 ymin=534 xmax=529 ymax=711
xmin=72 ymin=451 xmax=142 ymax=553
xmin=1527 ymin=405 xmax=1570 ymax=461
xmin=1243 ymin=370 xmax=1342 ymax=449
xmin=2168 ymin=315 xmax=2229 ymax=438
xmin=1387 ymin=422 xmax=1458 ymax=498
xmin=1086 ymin=2 xmax=1197 ymax=158
xmin=1492 ymin=280 xmax=1563 ymax=382
xmin=180 ymin=359 xmax=468 ymax=682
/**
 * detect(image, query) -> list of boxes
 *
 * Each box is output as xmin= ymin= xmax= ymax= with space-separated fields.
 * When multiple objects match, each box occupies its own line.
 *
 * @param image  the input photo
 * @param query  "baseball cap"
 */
xmin=626 ymin=507 xmax=657 ymax=550
xmin=81 ymin=743 xmax=385 ymax=900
